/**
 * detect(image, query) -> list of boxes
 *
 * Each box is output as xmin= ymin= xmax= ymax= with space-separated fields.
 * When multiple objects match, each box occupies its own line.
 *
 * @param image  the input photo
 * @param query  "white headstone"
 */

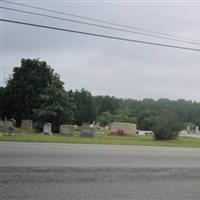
xmin=195 ymin=126 xmax=199 ymax=134
xmin=187 ymin=126 xmax=191 ymax=134
xmin=43 ymin=123 xmax=52 ymax=135
xmin=179 ymin=130 xmax=189 ymax=136
xmin=89 ymin=124 xmax=94 ymax=128
xmin=138 ymin=131 xmax=145 ymax=136
xmin=95 ymin=122 xmax=100 ymax=129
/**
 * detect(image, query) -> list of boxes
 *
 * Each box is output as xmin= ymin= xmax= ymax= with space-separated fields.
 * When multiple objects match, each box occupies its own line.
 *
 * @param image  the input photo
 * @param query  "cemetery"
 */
xmin=0 ymin=119 xmax=200 ymax=148
xmin=0 ymin=59 xmax=200 ymax=148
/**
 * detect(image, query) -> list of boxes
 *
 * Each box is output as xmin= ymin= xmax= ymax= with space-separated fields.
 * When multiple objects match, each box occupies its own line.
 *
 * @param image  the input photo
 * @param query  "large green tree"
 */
xmin=33 ymin=75 xmax=75 ymax=132
xmin=4 ymin=58 xmax=54 ymax=124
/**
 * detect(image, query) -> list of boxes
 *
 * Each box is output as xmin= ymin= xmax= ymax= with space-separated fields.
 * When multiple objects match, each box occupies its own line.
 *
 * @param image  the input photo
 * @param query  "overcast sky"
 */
xmin=1 ymin=0 xmax=200 ymax=101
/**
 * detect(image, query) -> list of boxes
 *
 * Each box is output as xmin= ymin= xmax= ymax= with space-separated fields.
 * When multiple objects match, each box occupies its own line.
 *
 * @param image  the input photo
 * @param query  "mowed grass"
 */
xmin=0 ymin=130 xmax=200 ymax=148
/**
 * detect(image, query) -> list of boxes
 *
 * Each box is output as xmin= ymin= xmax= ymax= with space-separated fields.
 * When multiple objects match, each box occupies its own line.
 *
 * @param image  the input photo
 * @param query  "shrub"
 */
xmin=116 ymin=128 xmax=125 ymax=136
xmin=153 ymin=124 xmax=178 ymax=140
xmin=152 ymin=112 xmax=183 ymax=140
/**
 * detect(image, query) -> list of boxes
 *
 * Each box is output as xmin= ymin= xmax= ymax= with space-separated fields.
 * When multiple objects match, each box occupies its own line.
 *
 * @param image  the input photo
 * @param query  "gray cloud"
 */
xmin=1 ymin=1 xmax=200 ymax=101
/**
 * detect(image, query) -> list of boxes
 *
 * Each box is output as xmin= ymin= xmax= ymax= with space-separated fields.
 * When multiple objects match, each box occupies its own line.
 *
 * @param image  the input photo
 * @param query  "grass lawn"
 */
xmin=0 ymin=130 xmax=200 ymax=148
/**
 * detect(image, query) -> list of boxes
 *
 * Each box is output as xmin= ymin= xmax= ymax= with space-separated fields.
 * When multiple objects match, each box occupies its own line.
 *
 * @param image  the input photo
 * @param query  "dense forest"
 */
xmin=0 ymin=59 xmax=200 ymax=135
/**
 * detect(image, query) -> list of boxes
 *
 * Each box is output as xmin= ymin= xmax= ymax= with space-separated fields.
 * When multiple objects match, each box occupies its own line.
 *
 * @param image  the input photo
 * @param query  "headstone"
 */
xmin=95 ymin=122 xmax=100 ymax=129
xmin=187 ymin=125 xmax=191 ymax=134
xmin=138 ymin=131 xmax=145 ymax=136
xmin=195 ymin=126 xmax=199 ymax=134
xmin=105 ymin=126 xmax=109 ymax=130
xmin=179 ymin=130 xmax=189 ymax=136
xmin=80 ymin=127 xmax=95 ymax=137
xmin=110 ymin=122 xmax=137 ymax=135
xmin=43 ymin=123 xmax=52 ymax=135
xmin=73 ymin=125 xmax=78 ymax=130
xmin=144 ymin=131 xmax=154 ymax=136
xmin=21 ymin=119 xmax=33 ymax=129
xmin=60 ymin=125 xmax=75 ymax=136
xmin=6 ymin=119 xmax=16 ymax=135
xmin=89 ymin=124 xmax=94 ymax=128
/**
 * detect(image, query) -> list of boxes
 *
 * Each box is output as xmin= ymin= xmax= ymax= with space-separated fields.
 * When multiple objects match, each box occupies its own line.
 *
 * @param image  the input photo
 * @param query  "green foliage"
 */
xmin=1 ymin=58 xmax=200 ymax=137
xmin=152 ymin=113 xmax=183 ymax=140
xmin=1 ymin=58 xmax=97 ymax=130
xmin=33 ymin=75 xmax=75 ymax=132
xmin=72 ymin=89 xmax=96 ymax=125
xmin=1 ymin=131 xmax=200 ymax=148
xmin=113 ymin=112 xmax=136 ymax=124
xmin=0 ymin=87 xmax=5 ymax=118
xmin=195 ymin=119 xmax=200 ymax=127
xmin=3 ymin=58 xmax=54 ymax=124
xmin=94 ymin=95 xmax=120 ymax=115
xmin=98 ymin=112 xmax=114 ymax=126
xmin=137 ymin=110 xmax=156 ymax=130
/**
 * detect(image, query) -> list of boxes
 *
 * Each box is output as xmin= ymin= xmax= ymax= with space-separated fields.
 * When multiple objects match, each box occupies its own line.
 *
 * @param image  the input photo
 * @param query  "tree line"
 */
xmin=0 ymin=59 xmax=200 ymax=139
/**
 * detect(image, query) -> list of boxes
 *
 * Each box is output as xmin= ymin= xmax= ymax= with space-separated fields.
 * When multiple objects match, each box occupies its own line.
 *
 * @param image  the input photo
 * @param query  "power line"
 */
xmin=1 ymin=18 xmax=200 ymax=52
xmin=3 ymin=0 xmax=200 ymax=44
xmin=2 ymin=6 xmax=200 ymax=46
xmin=105 ymin=1 xmax=196 ymax=26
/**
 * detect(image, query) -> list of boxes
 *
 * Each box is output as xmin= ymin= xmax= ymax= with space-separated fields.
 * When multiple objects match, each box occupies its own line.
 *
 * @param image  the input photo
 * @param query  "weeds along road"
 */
xmin=1 ymin=142 xmax=200 ymax=200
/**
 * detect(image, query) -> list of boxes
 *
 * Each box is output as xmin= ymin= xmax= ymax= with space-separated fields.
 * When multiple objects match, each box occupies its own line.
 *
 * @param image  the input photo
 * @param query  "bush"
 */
xmin=153 ymin=125 xmax=178 ymax=140
xmin=152 ymin=113 xmax=183 ymax=140
xmin=116 ymin=128 xmax=125 ymax=136
xmin=33 ymin=121 xmax=43 ymax=132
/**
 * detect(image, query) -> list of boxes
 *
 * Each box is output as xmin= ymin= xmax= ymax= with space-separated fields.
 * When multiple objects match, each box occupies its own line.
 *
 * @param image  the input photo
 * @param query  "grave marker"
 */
xmin=43 ymin=123 xmax=52 ymax=135
xmin=60 ymin=125 xmax=75 ymax=136
xmin=80 ymin=127 xmax=95 ymax=137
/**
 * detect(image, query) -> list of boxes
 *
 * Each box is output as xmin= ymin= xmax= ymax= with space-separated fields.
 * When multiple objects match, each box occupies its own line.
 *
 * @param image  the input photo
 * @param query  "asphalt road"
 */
xmin=1 ymin=142 xmax=200 ymax=200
